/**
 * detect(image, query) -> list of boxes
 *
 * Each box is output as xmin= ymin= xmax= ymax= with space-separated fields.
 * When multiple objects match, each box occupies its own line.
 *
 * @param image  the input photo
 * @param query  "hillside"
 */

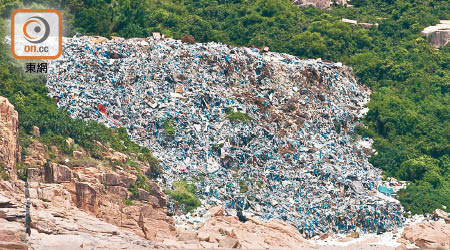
xmin=2 ymin=0 xmax=448 ymax=214
xmin=0 ymin=0 xmax=449 ymax=249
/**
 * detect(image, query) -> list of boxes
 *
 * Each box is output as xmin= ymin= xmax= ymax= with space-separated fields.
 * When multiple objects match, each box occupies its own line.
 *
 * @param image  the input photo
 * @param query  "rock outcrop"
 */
xmin=422 ymin=20 xmax=450 ymax=48
xmin=44 ymin=163 xmax=73 ymax=183
xmin=400 ymin=220 xmax=450 ymax=249
xmin=0 ymin=218 xmax=28 ymax=250
xmin=75 ymin=182 xmax=98 ymax=213
xmin=431 ymin=30 xmax=450 ymax=48
xmin=292 ymin=0 xmax=350 ymax=9
xmin=0 ymin=97 xmax=20 ymax=180
xmin=170 ymin=205 xmax=312 ymax=249
xmin=23 ymin=140 xmax=47 ymax=167
xmin=398 ymin=209 xmax=450 ymax=249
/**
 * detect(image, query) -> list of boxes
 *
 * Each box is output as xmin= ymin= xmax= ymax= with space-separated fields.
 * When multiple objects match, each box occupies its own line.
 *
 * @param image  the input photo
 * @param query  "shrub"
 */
xmin=16 ymin=162 xmax=29 ymax=182
xmin=123 ymin=199 xmax=133 ymax=206
xmin=163 ymin=119 xmax=176 ymax=135
xmin=227 ymin=112 xmax=251 ymax=123
xmin=128 ymin=173 xmax=150 ymax=199
xmin=165 ymin=180 xmax=201 ymax=213
xmin=0 ymin=163 xmax=9 ymax=181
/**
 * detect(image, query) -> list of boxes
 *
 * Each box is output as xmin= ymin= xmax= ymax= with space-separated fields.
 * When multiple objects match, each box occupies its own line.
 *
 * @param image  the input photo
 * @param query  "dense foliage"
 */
xmin=0 ymin=21 xmax=160 ymax=178
xmin=1 ymin=0 xmax=449 ymax=214
xmin=165 ymin=180 xmax=202 ymax=213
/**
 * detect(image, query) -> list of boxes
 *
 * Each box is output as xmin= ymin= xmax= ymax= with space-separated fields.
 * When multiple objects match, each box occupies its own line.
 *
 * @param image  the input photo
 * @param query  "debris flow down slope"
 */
xmin=46 ymin=36 xmax=404 ymax=237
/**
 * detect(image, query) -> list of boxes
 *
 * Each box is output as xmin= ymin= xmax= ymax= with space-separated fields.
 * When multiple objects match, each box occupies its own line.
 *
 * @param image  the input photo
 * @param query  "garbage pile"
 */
xmin=46 ymin=36 xmax=404 ymax=237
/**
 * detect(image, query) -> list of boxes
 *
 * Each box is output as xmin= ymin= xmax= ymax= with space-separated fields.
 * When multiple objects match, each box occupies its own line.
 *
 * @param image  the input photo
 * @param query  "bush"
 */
xmin=227 ymin=112 xmax=251 ymax=123
xmin=163 ymin=119 xmax=176 ymax=135
xmin=128 ymin=173 xmax=150 ymax=199
xmin=0 ymin=163 xmax=9 ymax=181
xmin=165 ymin=180 xmax=201 ymax=213
xmin=16 ymin=162 xmax=28 ymax=182
xmin=123 ymin=199 xmax=133 ymax=206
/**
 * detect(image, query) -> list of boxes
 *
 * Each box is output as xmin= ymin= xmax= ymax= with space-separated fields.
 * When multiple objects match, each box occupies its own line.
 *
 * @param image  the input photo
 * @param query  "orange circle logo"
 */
xmin=23 ymin=16 xmax=50 ymax=43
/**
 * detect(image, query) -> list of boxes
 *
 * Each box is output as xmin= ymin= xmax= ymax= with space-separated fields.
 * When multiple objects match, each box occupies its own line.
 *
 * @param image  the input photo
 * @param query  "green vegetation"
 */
xmin=128 ymin=173 xmax=151 ymax=199
xmin=0 ymin=19 xmax=160 ymax=180
xmin=1 ymin=0 xmax=449 ymax=214
xmin=163 ymin=119 xmax=176 ymax=136
xmin=16 ymin=162 xmax=28 ymax=182
xmin=165 ymin=180 xmax=201 ymax=213
xmin=227 ymin=112 xmax=251 ymax=123
xmin=0 ymin=163 xmax=9 ymax=181
xmin=225 ymin=107 xmax=251 ymax=123
xmin=333 ymin=119 xmax=342 ymax=134
xmin=41 ymin=198 xmax=50 ymax=202
xmin=123 ymin=199 xmax=133 ymax=206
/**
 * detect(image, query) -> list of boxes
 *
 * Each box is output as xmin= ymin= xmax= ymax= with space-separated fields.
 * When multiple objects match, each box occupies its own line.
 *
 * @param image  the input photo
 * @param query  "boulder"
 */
xmin=104 ymin=151 xmax=128 ymax=163
xmin=26 ymin=168 xmax=41 ymax=183
xmin=0 ymin=195 xmax=12 ymax=207
xmin=141 ymin=224 xmax=157 ymax=240
xmin=0 ymin=241 xmax=28 ymax=250
xmin=147 ymin=182 xmax=166 ymax=208
xmin=138 ymin=189 xmax=150 ymax=201
xmin=50 ymin=146 xmax=59 ymax=155
xmin=292 ymin=0 xmax=350 ymax=9
xmin=44 ymin=163 xmax=72 ymax=183
xmin=433 ymin=209 xmax=450 ymax=224
xmin=208 ymin=232 xmax=223 ymax=243
xmin=152 ymin=32 xmax=161 ymax=40
xmin=218 ymin=237 xmax=239 ymax=248
xmin=431 ymin=30 xmax=450 ymax=48
xmin=200 ymin=241 xmax=218 ymax=248
xmin=197 ymin=232 xmax=209 ymax=241
xmin=119 ymin=173 xmax=137 ymax=188
xmin=65 ymin=138 xmax=74 ymax=147
xmin=209 ymin=205 xmax=224 ymax=217
xmin=401 ymin=221 xmax=450 ymax=249
xmin=0 ymin=219 xmax=28 ymax=249
xmin=102 ymin=173 xmax=121 ymax=186
xmin=178 ymin=230 xmax=197 ymax=241
xmin=0 ymin=97 xmax=20 ymax=180
xmin=72 ymin=151 xmax=83 ymax=159
xmin=162 ymin=239 xmax=181 ymax=248
xmin=265 ymin=219 xmax=305 ymax=241
xmin=422 ymin=21 xmax=450 ymax=48
xmin=107 ymin=186 xmax=128 ymax=199
xmin=32 ymin=126 xmax=40 ymax=138
xmin=219 ymin=226 xmax=235 ymax=236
